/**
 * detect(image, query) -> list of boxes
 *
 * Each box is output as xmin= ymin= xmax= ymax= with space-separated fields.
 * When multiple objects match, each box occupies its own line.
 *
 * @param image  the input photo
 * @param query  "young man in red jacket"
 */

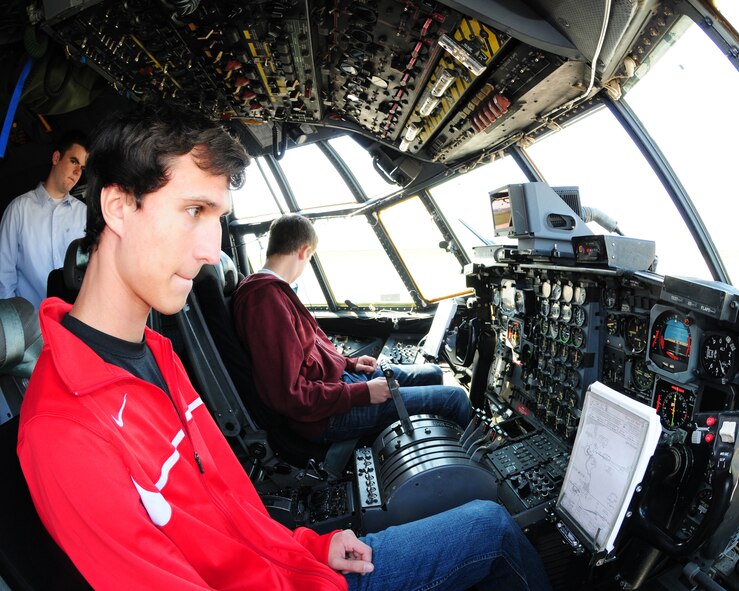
xmin=18 ymin=105 xmax=550 ymax=590
xmin=232 ymin=213 xmax=472 ymax=443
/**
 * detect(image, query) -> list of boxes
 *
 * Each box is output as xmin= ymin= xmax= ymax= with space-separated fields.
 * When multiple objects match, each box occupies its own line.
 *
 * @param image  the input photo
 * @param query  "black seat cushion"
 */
xmin=0 ymin=417 xmax=92 ymax=590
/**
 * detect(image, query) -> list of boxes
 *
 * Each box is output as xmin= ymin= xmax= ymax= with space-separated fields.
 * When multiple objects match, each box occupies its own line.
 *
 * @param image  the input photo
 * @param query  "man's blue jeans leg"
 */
xmin=323 ymin=364 xmax=472 ymax=441
xmin=346 ymin=499 xmax=551 ymax=591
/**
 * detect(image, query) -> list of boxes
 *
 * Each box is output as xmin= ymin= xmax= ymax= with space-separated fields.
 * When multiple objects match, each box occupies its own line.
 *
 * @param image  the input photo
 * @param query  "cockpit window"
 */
xmin=715 ymin=1 xmax=739 ymax=32
xmin=429 ymin=155 xmax=528 ymax=257
xmin=524 ymin=106 xmax=711 ymax=281
xmin=294 ymin=262 xmax=330 ymax=308
xmin=279 ymin=143 xmax=357 ymax=211
xmin=622 ymin=16 xmax=739 ymax=284
xmin=379 ymin=197 xmax=468 ymax=302
xmin=312 ymin=217 xmax=412 ymax=306
xmin=242 ymin=230 xmax=329 ymax=307
xmin=232 ymin=157 xmax=288 ymax=221
xmin=328 ymin=136 xmax=399 ymax=200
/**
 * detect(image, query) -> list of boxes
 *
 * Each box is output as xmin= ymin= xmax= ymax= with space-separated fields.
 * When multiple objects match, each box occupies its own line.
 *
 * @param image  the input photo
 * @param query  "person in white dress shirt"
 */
xmin=0 ymin=131 xmax=89 ymax=308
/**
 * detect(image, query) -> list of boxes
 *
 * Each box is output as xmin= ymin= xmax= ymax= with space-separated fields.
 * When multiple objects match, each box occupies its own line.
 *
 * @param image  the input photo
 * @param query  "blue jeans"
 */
xmin=322 ymin=364 xmax=472 ymax=442
xmin=347 ymin=500 xmax=551 ymax=591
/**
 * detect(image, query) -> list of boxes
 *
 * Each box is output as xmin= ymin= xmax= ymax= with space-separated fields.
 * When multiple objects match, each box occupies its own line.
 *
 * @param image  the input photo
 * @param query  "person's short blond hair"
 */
xmin=266 ymin=214 xmax=318 ymax=257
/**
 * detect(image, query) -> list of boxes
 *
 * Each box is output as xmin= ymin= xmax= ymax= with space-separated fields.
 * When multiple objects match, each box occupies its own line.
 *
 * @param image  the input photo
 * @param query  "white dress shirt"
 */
xmin=0 ymin=183 xmax=87 ymax=308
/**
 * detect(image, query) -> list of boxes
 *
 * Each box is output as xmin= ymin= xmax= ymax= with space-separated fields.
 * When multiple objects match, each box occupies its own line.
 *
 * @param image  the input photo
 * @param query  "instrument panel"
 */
xmin=35 ymin=0 xmax=666 ymax=165
xmin=472 ymin=262 xmax=738 ymax=521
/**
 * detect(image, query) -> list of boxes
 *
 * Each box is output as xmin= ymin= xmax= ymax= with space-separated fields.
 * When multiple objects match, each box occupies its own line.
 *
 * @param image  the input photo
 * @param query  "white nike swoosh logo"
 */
xmin=112 ymin=393 xmax=128 ymax=428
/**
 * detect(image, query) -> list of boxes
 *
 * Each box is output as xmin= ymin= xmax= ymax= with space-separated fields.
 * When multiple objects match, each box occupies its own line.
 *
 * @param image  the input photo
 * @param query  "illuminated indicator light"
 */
xmin=705 ymin=433 xmax=715 ymax=443
xmin=706 ymin=416 xmax=716 ymax=426
xmin=438 ymin=34 xmax=486 ymax=75
xmin=421 ymin=18 xmax=433 ymax=37
xmin=418 ymin=94 xmax=440 ymax=117
xmin=431 ymin=69 xmax=457 ymax=97
xmin=404 ymin=124 xmax=420 ymax=141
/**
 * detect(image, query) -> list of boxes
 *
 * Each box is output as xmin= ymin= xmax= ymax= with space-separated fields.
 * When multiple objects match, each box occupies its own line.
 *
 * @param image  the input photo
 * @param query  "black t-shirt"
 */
xmin=61 ymin=313 xmax=170 ymax=396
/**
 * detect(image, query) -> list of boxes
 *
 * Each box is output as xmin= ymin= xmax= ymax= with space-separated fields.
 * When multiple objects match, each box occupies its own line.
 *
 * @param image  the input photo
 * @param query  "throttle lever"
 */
xmin=379 ymin=360 xmax=413 ymax=433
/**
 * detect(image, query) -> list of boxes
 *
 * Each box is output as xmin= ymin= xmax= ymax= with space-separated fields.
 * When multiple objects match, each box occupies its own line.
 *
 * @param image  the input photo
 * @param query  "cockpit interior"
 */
xmin=1 ymin=0 xmax=738 ymax=589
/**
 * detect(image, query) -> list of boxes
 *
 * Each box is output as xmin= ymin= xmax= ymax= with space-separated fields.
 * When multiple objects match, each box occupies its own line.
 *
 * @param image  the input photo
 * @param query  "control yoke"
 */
xmin=632 ymin=412 xmax=738 ymax=556
xmin=379 ymin=360 xmax=413 ymax=433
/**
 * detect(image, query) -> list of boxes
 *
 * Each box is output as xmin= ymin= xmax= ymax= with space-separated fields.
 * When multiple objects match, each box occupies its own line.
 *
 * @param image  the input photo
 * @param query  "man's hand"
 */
xmin=355 ymin=355 xmax=377 ymax=374
xmin=367 ymin=377 xmax=391 ymax=404
xmin=328 ymin=530 xmax=374 ymax=575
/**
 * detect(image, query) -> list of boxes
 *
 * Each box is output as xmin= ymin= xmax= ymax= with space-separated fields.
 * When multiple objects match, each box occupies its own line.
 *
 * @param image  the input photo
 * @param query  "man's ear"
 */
xmin=100 ymin=185 xmax=131 ymax=238
xmin=297 ymin=244 xmax=313 ymax=261
xmin=51 ymin=150 xmax=61 ymax=166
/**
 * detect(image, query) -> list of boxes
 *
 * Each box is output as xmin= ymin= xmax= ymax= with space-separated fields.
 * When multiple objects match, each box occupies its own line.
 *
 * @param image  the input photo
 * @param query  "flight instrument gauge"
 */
xmin=560 ymin=304 xmax=572 ymax=324
xmin=573 ymin=286 xmax=587 ymax=305
xmin=550 ymin=301 xmax=561 ymax=320
xmin=649 ymin=311 xmax=693 ymax=373
xmin=606 ymin=314 xmax=620 ymax=336
xmin=551 ymin=282 xmax=562 ymax=301
xmin=540 ymin=299 xmax=550 ymax=317
xmin=654 ymin=380 xmax=695 ymax=430
xmin=562 ymin=283 xmax=573 ymax=303
xmin=700 ymin=334 xmax=737 ymax=381
xmin=603 ymin=288 xmax=618 ymax=309
xmin=571 ymin=328 xmax=584 ymax=349
xmin=631 ymin=358 xmax=654 ymax=392
xmin=625 ymin=316 xmax=648 ymax=353
xmin=572 ymin=306 xmax=586 ymax=327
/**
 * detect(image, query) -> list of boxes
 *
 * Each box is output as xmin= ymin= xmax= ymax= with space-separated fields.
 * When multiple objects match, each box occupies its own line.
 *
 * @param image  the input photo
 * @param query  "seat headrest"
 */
xmin=219 ymin=251 xmax=239 ymax=295
xmin=0 ymin=297 xmax=42 ymax=377
xmin=195 ymin=251 xmax=241 ymax=297
xmin=63 ymin=238 xmax=89 ymax=291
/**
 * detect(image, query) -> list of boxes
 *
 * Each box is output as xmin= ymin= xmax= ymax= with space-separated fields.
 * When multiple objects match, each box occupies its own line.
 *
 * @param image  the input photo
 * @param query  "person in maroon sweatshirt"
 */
xmin=19 ymin=105 xmax=550 ymax=590
xmin=232 ymin=213 xmax=473 ymax=443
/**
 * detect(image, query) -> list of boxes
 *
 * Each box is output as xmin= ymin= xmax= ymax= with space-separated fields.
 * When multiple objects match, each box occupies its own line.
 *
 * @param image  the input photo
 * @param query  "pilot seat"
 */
xmin=190 ymin=252 xmax=350 ymax=471
xmin=0 ymin=297 xmax=91 ymax=589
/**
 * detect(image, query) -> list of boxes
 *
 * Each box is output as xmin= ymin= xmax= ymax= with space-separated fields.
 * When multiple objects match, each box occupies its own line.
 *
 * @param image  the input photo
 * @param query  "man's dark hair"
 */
xmin=266 ymin=214 xmax=318 ymax=257
xmin=54 ymin=130 xmax=90 ymax=156
xmin=82 ymin=103 xmax=250 ymax=252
